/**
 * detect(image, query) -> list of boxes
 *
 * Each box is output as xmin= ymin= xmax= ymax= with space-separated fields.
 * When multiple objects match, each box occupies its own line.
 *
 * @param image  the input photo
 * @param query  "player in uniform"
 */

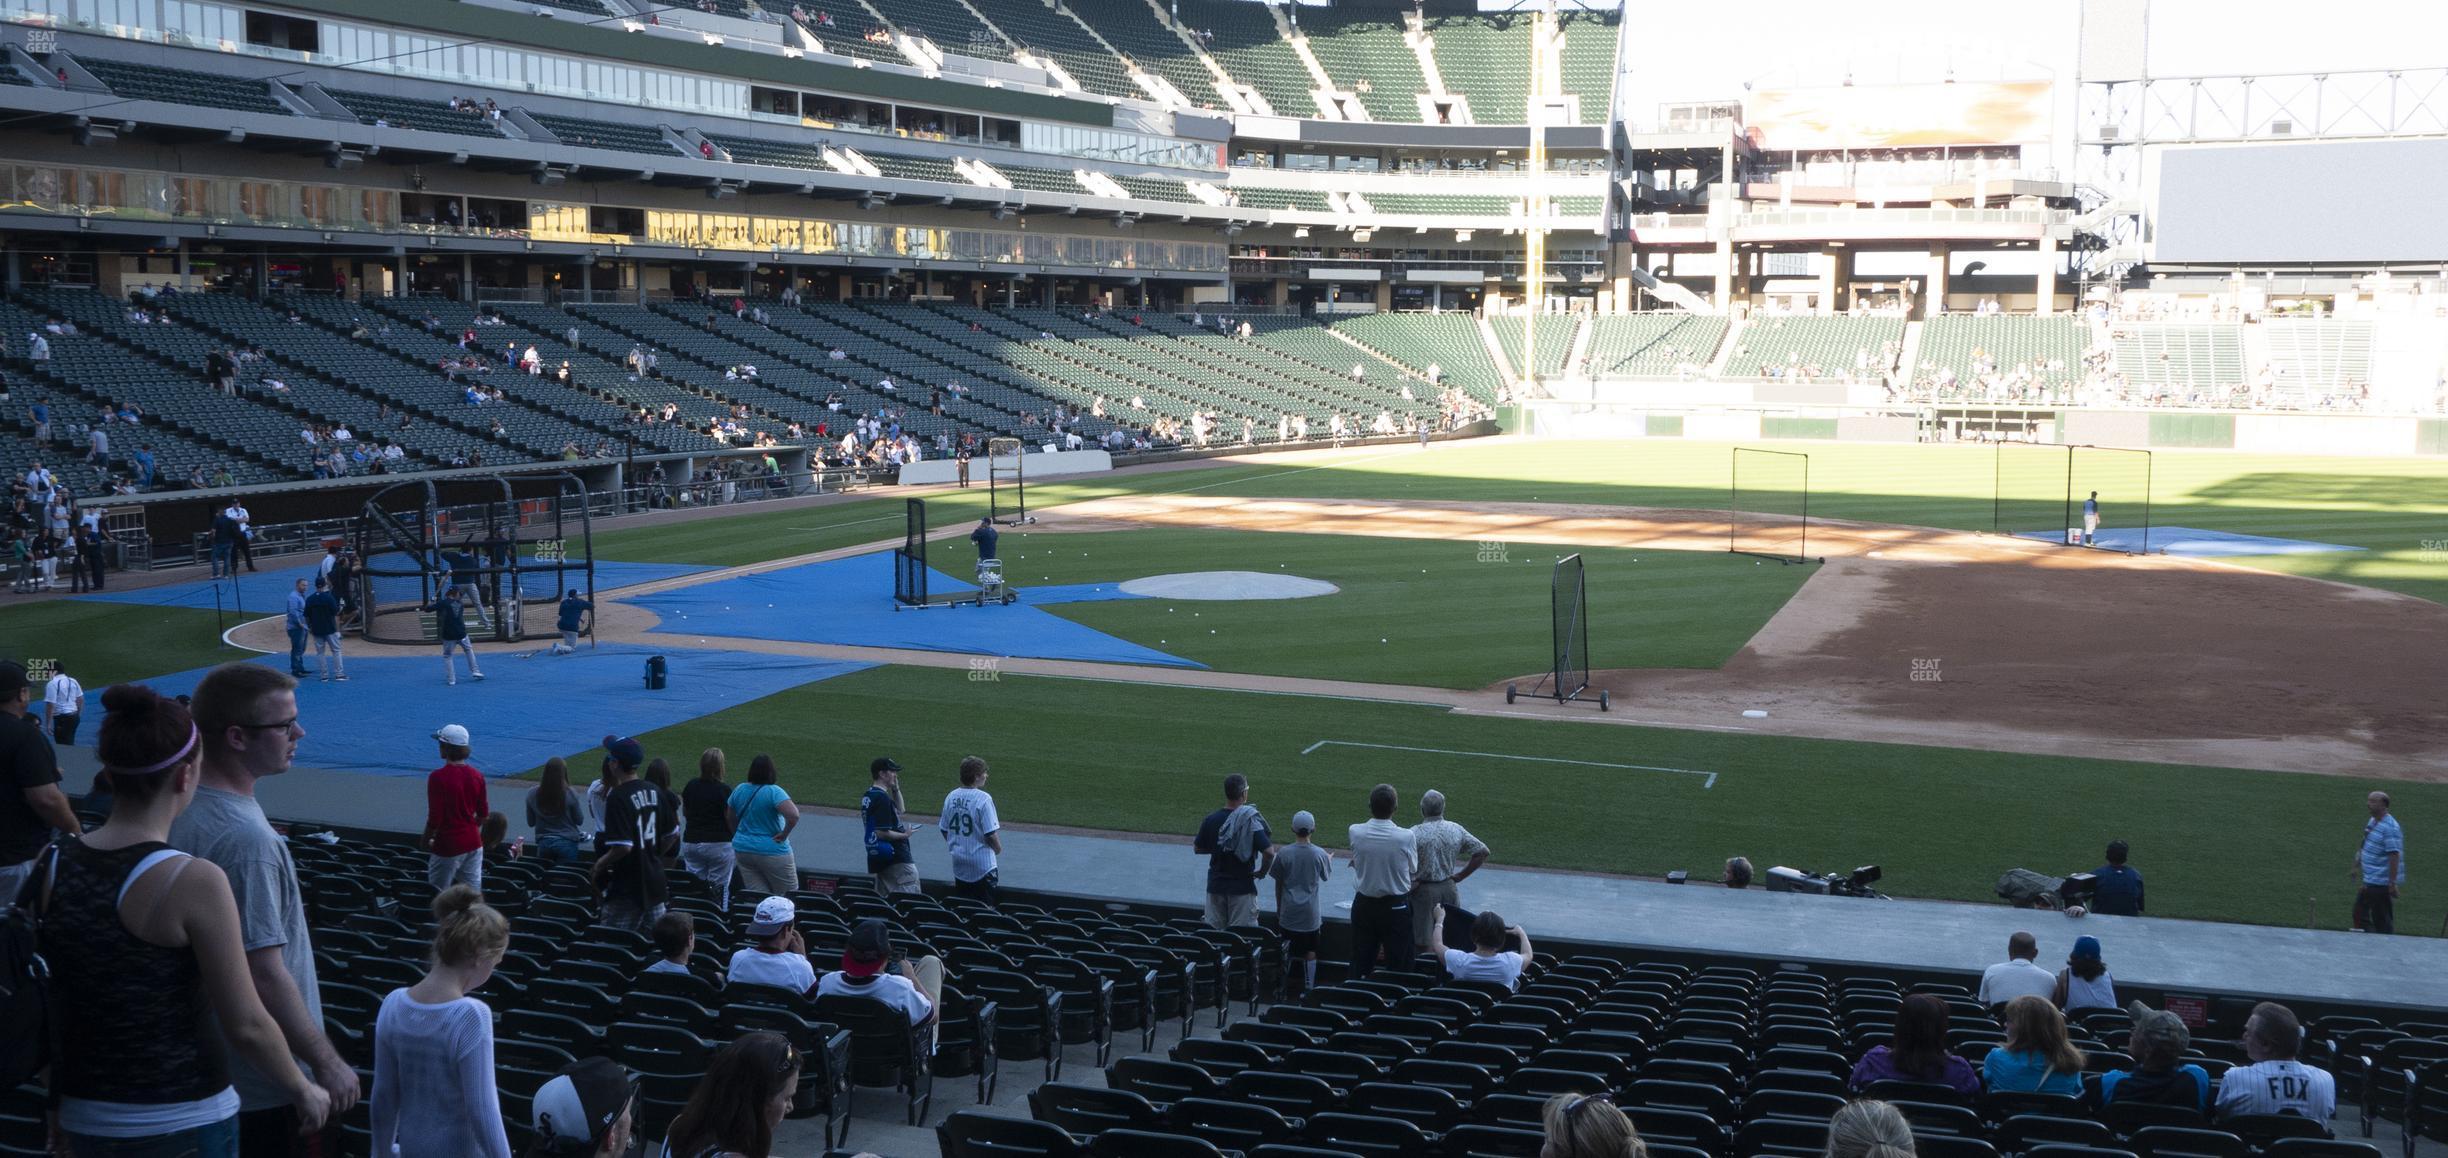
xmin=2082 ymin=491 xmax=2101 ymax=546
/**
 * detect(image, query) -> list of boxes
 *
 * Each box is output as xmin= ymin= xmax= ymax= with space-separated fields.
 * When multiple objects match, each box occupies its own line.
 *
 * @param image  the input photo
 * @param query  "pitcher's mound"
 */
xmin=1118 ymin=571 xmax=1339 ymax=600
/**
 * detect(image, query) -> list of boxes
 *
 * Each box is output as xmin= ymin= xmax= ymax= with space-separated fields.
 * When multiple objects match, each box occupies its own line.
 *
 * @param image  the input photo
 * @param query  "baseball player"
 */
xmin=2082 ymin=490 xmax=2101 ymax=547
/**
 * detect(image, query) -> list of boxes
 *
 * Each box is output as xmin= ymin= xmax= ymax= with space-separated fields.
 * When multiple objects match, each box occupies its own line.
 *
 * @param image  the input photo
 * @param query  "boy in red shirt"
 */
xmin=425 ymin=723 xmax=489 ymax=891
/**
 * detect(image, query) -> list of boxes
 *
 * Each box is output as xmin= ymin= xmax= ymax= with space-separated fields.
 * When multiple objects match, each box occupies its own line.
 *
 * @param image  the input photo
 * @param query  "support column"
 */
xmin=1712 ymin=238 xmax=1732 ymax=313
xmin=579 ymin=260 xmax=593 ymax=300
xmin=459 ymin=254 xmax=474 ymax=302
xmin=1925 ymin=245 xmax=1950 ymax=318
xmin=178 ymin=242 xmax=193 ymax=292
xmin=1373 ymin=280 xmax=1392 ymax=311
xmin=1 ymin=245 xmax=15 ymax=292
xmin=1269 ymin=278 xmax=1289 ymax=308
xmin=1004 ymin=278 xmax=1017 ymax=307
xmin=2034 ymin=235 xmax=2058 ymax=315
xmin=394 ymin=252 xmax=407 ymax=298
xmin=1819 ymin=246 xmax=1852 ymax=315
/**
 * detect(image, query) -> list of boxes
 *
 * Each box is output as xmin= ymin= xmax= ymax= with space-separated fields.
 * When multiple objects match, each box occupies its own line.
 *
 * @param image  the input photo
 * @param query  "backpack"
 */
xmin=0 ymin=845 xmax=61 ymax=1089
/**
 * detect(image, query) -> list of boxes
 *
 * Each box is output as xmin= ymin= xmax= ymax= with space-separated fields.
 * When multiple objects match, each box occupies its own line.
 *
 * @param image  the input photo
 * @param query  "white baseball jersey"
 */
xmin=939 ymin=786 xmax=1000 ymax=882
xmin=2215 ymin=1060 xmax=2335 ymax=1121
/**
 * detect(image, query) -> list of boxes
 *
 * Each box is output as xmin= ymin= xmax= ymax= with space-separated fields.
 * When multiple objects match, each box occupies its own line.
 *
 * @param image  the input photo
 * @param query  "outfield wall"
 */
xmin=1529 ymin=401 xmax=2448 ymax=457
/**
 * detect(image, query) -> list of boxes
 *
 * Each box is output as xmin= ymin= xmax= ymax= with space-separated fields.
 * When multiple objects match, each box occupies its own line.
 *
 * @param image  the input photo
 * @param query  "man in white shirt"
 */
xmin=1346 ymin=783 xmax=1418 ymax=979
xmin=940 ymin=756 xmax=1001 ymax=906
xmin=2216 ymin=1002 xmax=2335 ymax=1122
xmin=224 ymin=500 xmax=257 ymax=573
xmin=40 ymin=662 xmax=83 ymax=747
xmin=1979 ymin=932 xmax=2058 ymax=1009
xmin=817 ymin=918 xmax=944 ymax=1051
xmin=724 ymin=897 xmax=816 ymax=996
xmin=1429 ymin=908 xmax=1530 ymax=991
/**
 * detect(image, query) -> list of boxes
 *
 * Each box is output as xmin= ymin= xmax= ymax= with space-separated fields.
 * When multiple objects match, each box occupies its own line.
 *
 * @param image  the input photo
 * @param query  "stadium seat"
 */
xmin=939 ymin=1110 xmax=1086 ymax=1158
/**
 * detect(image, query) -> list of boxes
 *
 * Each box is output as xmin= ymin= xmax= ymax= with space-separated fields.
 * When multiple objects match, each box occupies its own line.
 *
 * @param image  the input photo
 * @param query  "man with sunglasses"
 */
xmin=171 ymin=663 xmax=361 ymax=1156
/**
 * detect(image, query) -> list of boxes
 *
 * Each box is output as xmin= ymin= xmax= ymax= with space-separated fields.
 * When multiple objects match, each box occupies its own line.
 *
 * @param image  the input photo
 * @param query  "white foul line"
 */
xmin=1299 ymin=740 xmax=1719 ymax=788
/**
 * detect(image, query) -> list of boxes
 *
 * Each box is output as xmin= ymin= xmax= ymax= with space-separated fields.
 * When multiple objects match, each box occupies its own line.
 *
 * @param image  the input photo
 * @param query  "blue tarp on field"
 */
xmin=123 ymin=644 xmax=870 ymax=776
xmin=2012 ymin=525 xmax=2365 ymax=557
xmin=624 ymin=552 xmax=1194 ymax=668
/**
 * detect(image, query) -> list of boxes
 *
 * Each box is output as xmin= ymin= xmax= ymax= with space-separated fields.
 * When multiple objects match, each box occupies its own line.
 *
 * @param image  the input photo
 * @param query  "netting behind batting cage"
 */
xmin=353 ymin=475 xmax=596 ymax=645
xmin=1729 ymin=448 xmax=1811 ymax=563
xmin=893 ymin=498 xmax=929 ymax=607
xmin=2070 ymin=445 xmax=2155 ymax=554
xmin=1551 ymin=553 xmax=1591 ymax=703
xmin=1992 ymin=442 xmax=2072 ymax=543
xmin=987 ymin=436 xmax=1028 ymax=525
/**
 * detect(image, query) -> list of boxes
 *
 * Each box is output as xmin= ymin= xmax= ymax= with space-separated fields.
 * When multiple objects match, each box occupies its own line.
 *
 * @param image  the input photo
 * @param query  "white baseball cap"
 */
xmin=433 ymin=724 xmax=471 ymax=746
xmin=745 ymin=895 xmax=797 ymax=937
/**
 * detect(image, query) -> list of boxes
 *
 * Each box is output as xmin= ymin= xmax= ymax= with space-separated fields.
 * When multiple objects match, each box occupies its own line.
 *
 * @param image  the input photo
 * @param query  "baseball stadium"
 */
xmin=4 ymin=0 xmax=2448 ymax=1154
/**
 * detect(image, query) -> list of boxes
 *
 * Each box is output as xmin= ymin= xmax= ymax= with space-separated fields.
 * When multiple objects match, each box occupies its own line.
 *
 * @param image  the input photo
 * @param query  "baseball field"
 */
xmin=33 ymin=437 xmax=2448 ymax=931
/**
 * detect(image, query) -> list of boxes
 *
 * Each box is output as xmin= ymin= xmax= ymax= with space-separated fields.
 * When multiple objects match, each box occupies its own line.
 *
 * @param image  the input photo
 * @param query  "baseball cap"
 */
xmin=603 ymin=734 xmax=645 ymax=768
xmin=870 ymin=756 xmax=902 ymax=776
xmin=1291 ymin=810 xmax=1316 ymax=834
xmin=531 ymin=1057 xmax=636 ymax=1150
xmin=433 ymin=723 xmax=471 ymax=747
xmin=2071 ymin=935 xmax=2103 ymax=961
xmin=2127 ymin=1000 xmax=2191 ymax=1057
xmin=0 ymin=662 xmax=27 ymax=700
xmin=840 ymin=917 xmax=891 ymax=978
xmin=745 ymin=896 xmax=797 ymax=937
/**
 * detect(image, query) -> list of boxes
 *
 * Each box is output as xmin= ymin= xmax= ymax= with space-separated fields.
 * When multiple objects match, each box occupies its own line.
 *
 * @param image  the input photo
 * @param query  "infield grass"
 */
xmin=999 ymin=527 xmax=1808 ymax=687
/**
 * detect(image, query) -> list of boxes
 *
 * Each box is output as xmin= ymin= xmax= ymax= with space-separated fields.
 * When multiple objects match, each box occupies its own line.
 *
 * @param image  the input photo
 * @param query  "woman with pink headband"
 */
xmin=36 ymin=684 xmax=330 ymax=1157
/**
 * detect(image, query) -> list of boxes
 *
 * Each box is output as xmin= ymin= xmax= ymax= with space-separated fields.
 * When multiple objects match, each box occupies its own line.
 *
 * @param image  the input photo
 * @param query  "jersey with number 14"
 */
xmin=599 ymin=778 xmax=669 ymax=909
xmin=939 ymin=786 xmax=999 ymax=883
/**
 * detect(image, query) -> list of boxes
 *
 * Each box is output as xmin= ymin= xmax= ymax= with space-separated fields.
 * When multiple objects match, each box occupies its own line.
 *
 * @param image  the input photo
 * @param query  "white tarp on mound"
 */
xmin=1117 ymin=572 xmax=1339 ymax=601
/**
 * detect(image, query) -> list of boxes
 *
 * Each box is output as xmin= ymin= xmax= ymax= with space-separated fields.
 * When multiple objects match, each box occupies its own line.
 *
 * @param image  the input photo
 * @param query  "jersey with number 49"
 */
xmin=599 ymin=778 xmax=669 ymax=910
xmin=939 ymin=786 xmax=999 ymax=883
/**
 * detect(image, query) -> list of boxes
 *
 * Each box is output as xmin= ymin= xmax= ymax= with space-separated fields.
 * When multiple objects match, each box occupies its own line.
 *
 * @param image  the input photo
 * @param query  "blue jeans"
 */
xmin=66 ymin=1115 xmax=239 ymax=1158
xmin=286 ymin=625 xmax=307 ymax=672
xmin=210 ymin=541 xmax=233 ymax=577
xmin=536 ymin=835 xmax=586 ymax=864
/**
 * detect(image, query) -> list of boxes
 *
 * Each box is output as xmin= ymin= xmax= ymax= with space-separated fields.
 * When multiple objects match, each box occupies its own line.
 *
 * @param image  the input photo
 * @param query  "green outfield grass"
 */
xmin=592 ymin=441 xmax=2448 ymax=603
xmin=999 ymin=528 xmax=1806 ymax=687
xmin=539 ymin=665 xmax=2438 ymax=932
xmin=0 ymin=601 xmax=238 ymax=691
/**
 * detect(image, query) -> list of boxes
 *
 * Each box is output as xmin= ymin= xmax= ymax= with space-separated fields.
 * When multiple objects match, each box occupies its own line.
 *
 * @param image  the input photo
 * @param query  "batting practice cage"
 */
xmin=894 ymin=497 xmax=929 ymax=607
xmin=1729 ymin=447 xmax=1813 ymax=563
xmin=1991 ymin=443 xmax=2156 ymax=553
xmin=988 ymin=436 xmax=1031 ymax=525
xmin=1508 ymin=552 xmax=1608 ymax=710
xmin=353 ymin=474 xmax=595 ymax=644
